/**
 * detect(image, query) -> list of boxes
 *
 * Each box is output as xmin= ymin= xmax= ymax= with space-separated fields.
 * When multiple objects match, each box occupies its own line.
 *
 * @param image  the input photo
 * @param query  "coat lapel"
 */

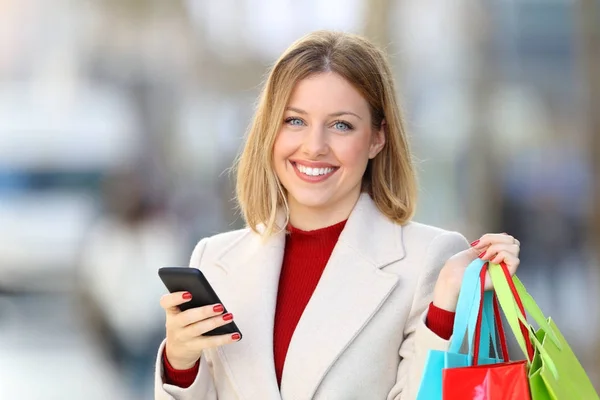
xmin=210 ymin=194 xmax=405 ymax=399
xmin=212 ymin=225 xmax=286 ymax=400
xmin=280 ymin=194 xmax=405 ymax=399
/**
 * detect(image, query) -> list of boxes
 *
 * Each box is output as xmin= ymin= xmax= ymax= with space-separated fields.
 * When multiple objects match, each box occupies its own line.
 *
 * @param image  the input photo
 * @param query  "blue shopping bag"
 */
xmin=415 ymin=259 xmax=508 ymax=400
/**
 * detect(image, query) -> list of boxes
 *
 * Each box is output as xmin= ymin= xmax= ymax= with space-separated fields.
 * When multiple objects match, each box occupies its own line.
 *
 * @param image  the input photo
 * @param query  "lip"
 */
xmin=289 ymin=160 xmax=339 ymax=183
xmin=289 ymin=159 xmax=339 ymax=169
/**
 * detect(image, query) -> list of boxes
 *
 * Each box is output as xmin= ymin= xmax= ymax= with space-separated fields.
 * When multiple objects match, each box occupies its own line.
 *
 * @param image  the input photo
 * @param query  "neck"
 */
xmin=287 ymin=189 xmax=361 ymax=231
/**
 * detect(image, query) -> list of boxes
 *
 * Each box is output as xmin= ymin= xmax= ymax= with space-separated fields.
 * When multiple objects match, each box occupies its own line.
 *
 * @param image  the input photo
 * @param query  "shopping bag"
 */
xmin=443 ymin=360 xmax=530 ymax=400
xmin=416 ymin=259 xmax=508 ymax=400
xmin=441 ymin=263 xmax=531 ymax=400
xmin=489 ymin=262 xmax=600 ymax=400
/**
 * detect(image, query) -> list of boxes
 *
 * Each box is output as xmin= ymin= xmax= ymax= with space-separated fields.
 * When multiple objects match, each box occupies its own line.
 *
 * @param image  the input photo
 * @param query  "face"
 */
xmin=273 ymin=72 xmax=385 ymax=223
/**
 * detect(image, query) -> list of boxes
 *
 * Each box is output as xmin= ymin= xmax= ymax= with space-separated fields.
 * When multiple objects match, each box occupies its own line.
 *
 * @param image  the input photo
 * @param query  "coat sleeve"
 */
xmin=386 ymin=231 xmax=470 ymax=400
xmin=154 ymin=238 xmax=218 ymax=400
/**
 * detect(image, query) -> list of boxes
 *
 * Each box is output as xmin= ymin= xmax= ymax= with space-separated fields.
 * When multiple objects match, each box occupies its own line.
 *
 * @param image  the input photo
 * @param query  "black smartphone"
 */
xmin=158 ymin=267 xmax=242 ymax=338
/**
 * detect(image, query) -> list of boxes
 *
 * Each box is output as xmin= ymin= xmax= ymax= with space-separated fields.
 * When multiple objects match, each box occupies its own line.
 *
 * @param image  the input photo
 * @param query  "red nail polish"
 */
xmin=232 ymin=333 xmax=241 ymax=341
xmin=478 ymin=251 xmax=486 ymax=259
xmin=470 ymin=240 xmax=480 ymax=247
xmin=182 ymin=292 xmax=192 ymax=300
xmin=213 ymin=304 xmax=224 ymax=313
xmin=223 ymin=313 xmax=233 ymax=321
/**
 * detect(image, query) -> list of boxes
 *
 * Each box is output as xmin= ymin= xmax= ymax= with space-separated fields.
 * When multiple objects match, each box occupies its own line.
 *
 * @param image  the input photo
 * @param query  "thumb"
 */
xmin=457 ymin=247 xmax=483 ymax=267
xmin=467 ymin=239 xmax=489 ymax=257
xmin=446 ymin=246 xmax=478 ymax=267
xmin=460 ymin=244 xmax=483 ymax=262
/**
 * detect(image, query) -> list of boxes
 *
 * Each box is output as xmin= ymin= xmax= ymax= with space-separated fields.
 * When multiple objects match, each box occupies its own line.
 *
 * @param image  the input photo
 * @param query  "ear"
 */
xmin=368 ymin=120 xmax=386 ymax=159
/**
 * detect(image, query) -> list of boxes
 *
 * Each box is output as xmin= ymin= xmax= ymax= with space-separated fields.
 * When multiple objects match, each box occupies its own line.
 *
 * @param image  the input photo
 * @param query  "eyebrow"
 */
xmin=285 ymin=106 xmax=363 ymax=120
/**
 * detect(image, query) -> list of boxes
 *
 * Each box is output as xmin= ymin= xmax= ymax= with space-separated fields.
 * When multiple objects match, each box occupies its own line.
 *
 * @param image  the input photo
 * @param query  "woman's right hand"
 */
xmin=160 ymin=291 xmax=240 ymax=370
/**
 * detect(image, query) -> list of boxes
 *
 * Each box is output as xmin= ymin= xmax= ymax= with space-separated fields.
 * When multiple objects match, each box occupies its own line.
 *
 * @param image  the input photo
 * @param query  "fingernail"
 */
xmin=502 ymin=232 xmax=508 ymax=235
xmin=478 ymin=251 xmax=486 ymax=259
xmin=213 ymin=304 xmax=224 ymax=313
xmin=223 ymin=313 xmax=233 ymax=321
xmin=182 ymin=292 xmax=192 ymax=300
xmin=232 ymin=333 xmax=241 ymax=341
xmin=470 ymin=240 xmax=480 ymax=247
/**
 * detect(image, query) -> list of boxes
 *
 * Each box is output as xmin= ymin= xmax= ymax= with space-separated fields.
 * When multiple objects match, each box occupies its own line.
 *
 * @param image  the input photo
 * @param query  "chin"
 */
xmin=287 ymin=189 xmax=335 ymax=210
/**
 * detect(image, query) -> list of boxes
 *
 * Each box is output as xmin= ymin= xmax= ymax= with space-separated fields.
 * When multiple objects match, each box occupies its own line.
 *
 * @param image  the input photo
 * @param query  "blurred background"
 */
xmin=0 ymin=0 xmax=598 ymax=398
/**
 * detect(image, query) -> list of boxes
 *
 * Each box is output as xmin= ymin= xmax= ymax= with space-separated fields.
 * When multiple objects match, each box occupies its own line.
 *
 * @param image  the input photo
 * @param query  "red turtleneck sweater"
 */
xmin=163 ymin=221 xmax=455 ymax=388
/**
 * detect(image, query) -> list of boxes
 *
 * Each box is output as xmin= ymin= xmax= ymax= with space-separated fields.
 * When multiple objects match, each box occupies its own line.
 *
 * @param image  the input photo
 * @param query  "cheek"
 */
xmin=272 ymin=139 xmax=285 ymax=166
xmin=272 ymin=138 xmax=286 ymax=181
xmin=335 ymin=136 xmax=372 ymax=169
xmin=273 ymin=131 xmax=294 ymax=160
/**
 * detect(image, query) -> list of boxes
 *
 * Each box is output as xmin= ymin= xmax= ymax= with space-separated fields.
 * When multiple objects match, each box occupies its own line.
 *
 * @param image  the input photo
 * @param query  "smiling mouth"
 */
xmin=292 ymin=162 xmax=339 ymax=177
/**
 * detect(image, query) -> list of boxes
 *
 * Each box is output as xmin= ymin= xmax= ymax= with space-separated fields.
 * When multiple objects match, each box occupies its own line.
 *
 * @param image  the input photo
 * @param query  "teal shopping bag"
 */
xmin=416 ymin=259 xmax=508 ymax=400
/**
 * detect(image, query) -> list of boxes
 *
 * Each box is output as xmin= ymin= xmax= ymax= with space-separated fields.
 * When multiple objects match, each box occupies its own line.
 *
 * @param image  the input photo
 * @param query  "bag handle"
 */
xmin=489 ymin=262 xmax=560 ymax=378
xmin=449 ymin=259 xmax=487 ymax=354
xmin=472 ymin=264 xmax=509 ymax=365
xmin=498 ymin=262 xmax=535 ymax=360
xmin=509 ymin=274 xmax=561 ymax=348
xmin=450 ymin=259 xmax=508 ymax=362
xmin=477 ymin=292 xmax=498 ymax=358
xmin=449 ymin=259 xmax=500 ymax=359
xmin=496 ymin=262 xmax=561 ymax=350
xmin=492 ymin=291 xmax=510 ymax=360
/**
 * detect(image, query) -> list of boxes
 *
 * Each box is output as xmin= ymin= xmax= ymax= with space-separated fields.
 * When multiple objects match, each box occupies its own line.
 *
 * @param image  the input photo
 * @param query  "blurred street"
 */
xmin=0 ymin=0 xmax=598 ymax=398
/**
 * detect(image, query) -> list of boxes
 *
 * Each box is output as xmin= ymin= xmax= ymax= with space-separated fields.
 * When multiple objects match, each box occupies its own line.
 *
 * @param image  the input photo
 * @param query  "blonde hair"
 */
xmin=234 ymin=30 xmax=417 ymax=237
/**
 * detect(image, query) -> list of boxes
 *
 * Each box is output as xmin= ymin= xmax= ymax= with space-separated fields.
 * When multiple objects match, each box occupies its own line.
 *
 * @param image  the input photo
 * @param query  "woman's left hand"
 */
xmin=432 ymin=233 xmax=521 ymax=312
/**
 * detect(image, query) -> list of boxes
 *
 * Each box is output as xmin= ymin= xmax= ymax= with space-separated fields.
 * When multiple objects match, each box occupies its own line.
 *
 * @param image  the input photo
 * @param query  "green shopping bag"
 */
xmin=489 ymin=262 xmax=600 ymax=400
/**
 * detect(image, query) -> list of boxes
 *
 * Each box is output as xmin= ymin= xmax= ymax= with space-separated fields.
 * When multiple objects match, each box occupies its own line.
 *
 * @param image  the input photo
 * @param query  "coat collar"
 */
xmin=212 ymin=193 xmax=406 ymax=399
xmin=217 ymin=193 xmax=405 ymax=272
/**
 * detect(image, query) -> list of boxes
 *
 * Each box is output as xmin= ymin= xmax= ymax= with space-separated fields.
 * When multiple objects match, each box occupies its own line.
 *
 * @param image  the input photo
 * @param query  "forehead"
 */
xmin=286 ymin=72 xmax=369 ymax=113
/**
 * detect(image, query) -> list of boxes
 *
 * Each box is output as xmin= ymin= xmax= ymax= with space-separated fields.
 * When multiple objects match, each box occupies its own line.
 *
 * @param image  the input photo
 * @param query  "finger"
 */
xmin=478 ymin=243 xmax=520 ymax=260
xmin=504 ymin=233 xmax=521 ymax=247
xmin=173 ymin=304 xmax=225 ymax=328
xmin=489 ymin=251 xmax=520 ymax=272
xmin=160 ymin=292 xmax=193 ymax=314
xmin=483 ymin=254 xmax=520 ymax=289
xmin=472 ymin=233 xmax=517 ymax=249
xmin=189 ymin=332 xmax=242 ymax=350
xmin=181 ymin=313 xmax=236 ymax=339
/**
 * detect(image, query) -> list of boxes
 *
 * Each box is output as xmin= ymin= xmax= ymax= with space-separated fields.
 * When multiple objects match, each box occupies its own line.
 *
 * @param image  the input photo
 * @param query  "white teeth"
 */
xmin=296 ymin=164 xmax=335 ymax=176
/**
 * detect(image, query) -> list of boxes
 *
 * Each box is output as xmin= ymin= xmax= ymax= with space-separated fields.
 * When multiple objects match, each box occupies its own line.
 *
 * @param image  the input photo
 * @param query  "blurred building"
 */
xmin=0 ymin=0 xmax=598 ymax=398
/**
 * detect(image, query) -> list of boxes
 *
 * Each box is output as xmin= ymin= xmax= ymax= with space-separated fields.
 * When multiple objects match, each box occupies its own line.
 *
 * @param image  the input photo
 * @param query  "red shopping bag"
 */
xmin=442 ymin=263 xmax=532 ymax=400
xmin=443 ymin=360 xmax=530 ymax=400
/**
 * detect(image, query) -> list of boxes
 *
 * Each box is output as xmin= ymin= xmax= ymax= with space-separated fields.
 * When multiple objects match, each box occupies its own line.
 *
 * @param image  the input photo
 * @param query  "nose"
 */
xmin=301 ymin=126 xmax=329 ymax=157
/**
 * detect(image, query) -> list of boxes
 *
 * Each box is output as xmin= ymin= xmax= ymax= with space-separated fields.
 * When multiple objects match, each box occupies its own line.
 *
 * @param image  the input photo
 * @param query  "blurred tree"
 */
xmin=579 ymin=0 xmax=600 ymax=260
xmin=462 ymin=2 xmax=497 ymax=238
xmin=579 ymin=0 xmax=600 ymax=386
xmin=363 ymin=0 xmax=392 ymax=48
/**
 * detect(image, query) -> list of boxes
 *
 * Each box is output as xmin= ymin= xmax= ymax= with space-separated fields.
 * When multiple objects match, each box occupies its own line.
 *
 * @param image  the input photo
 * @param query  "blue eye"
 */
xmin=285 ymin=117 xmax=305 ymax=126
xmin=333 ymin=120 xmax=353 ymax=131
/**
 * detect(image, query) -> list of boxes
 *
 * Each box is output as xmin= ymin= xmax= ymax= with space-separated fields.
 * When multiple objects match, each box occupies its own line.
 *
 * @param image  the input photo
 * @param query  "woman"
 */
xmin=154 ymin=30 xmax=521 ymax=400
